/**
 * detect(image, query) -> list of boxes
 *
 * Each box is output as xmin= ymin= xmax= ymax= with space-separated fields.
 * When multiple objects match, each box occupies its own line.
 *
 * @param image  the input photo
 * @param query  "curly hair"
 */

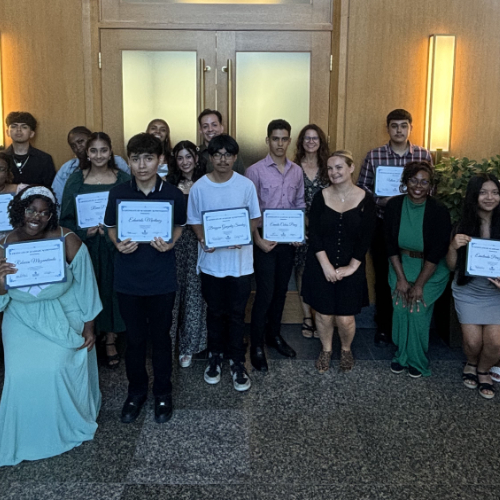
xmin=0 ymin=152 xmax=14 ymax=184
xmin=455 ymin=174 xmax=500 ymax=286
xmin=400 ymin=160 xmax=434 ymax=193
xmin=294 ymin=124 xmax=329 ymax=181
xmin=80 ymin=132 xmax=118 ymax=172
xmin=9 ymin=186 xmax=59 ymax=231
xmin=167 ymin=140 xmax=206 ymax=187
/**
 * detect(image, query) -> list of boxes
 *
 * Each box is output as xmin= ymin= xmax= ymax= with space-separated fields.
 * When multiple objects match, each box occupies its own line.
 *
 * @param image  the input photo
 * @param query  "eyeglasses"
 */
xmin=212 ymin=152 xmax=234 ymax=160
xmin=408 ymin=178 xmax=430 ymax=187
xmin=25 ymin=207 xmax=52 ymax=219
xmin=304 ymin=137 xmax=320 ymax=143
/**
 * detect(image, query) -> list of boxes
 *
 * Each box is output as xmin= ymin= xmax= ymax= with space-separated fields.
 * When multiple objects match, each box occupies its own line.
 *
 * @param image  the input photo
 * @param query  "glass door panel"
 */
xmin=235 ymin=52 xmax=311 ymax=165
xmin=122 ymin=51 xmax=198 ymax=147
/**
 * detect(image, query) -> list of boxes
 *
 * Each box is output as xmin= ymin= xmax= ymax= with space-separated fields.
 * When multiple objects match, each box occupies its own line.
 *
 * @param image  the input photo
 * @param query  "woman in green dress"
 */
xmin=384 ymin=161 xmax=451 ymax=377
xmin=60 ymin=132 xmax=130 ymax=368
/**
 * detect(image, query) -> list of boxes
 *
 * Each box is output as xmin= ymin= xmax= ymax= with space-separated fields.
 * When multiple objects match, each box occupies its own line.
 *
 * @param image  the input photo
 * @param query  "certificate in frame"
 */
xmin=262 ymin=208 xmax=306 ymax=244
xmin=117 ymin=200 xmax=174 ymax=243
xmin=4 ymin=237 xmax=67 ymax=289
xmin=374 ymin=166 xmax=404 ymax=197
xmin=75 ymin=191 xmax=110 ymax=229
xmin=202 ymin=207 xmax=252 ymax=249
xmin=0 ymin=193 xmax=14 ymax=232
xmin=465 ymin=237 xmax=500 ymax=278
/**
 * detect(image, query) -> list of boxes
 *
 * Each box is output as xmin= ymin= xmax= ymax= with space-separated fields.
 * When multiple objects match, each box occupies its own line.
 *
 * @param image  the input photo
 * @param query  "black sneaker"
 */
xmin=204 ymin=352 xmax=222 ymax=385
xmin=408 ymin=366 xmax=422 ymax=378
xmin=229 ymin=360 xmax=251 ymax=392
xmin=390 ymin=362 xmax=405 ymax=374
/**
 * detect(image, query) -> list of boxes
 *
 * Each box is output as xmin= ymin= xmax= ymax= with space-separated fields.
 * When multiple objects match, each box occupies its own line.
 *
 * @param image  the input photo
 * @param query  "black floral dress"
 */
xmin=295 ymin=169 xmax=329 ymax=268
xmin=170 ymin=193 xmax=207 ymax=356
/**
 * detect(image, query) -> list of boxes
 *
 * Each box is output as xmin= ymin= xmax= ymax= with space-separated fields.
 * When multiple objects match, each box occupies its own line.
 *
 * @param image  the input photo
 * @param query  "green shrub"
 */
xmin=434 ymin=155 xmax=500 ymax=224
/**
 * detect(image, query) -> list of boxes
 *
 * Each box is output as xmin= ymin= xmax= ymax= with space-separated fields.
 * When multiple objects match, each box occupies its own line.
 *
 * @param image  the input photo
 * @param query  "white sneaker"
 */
xmin=229 ymin=360 xmax=251 ymax=392
xmin=179 ymin=354 xmax=192 ymax=368
xmin=204 ymin=352 xmax=222 ymax=385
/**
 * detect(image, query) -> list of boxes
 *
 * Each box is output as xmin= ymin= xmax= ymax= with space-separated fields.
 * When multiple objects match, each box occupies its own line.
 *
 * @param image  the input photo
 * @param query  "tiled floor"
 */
xmin=3 ymin=321 xmax=500 ymax=500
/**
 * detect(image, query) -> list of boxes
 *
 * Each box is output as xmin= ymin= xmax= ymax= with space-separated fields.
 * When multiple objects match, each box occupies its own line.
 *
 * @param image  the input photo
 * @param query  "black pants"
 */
xmin=117 ymin=292 xmax=175 ymax=398
xmin=370 ymin=218 xmax=393 ymax=335
xmin=251 ymin=243 xmax=295 ymax=348
xmin=200 ymin=273 xmax=251 ymax=363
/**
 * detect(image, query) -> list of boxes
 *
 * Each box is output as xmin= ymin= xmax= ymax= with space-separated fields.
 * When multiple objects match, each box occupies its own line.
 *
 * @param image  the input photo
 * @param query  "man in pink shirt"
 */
xmin=245 ymin=119 xmax=306 ymax=372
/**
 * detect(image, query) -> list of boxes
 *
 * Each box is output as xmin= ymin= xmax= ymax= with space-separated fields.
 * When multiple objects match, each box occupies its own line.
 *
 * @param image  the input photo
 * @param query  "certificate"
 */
xmin=4 ymin=238 xmax=67 ymax=289
xmin=0 ymin=193 xmax=14 ymax=232
xmin=374 ymin=166 xmax=404 ymax=196
xmin=262 ymin=209 xmax=305 ymax=244
xmin=75 ymin=191 xmax=110 ymax=229
xmin=466 ymin=238 xmax=500 ymax=278
xmin=117 ymin=200 xmax=174 ymax=243
xmin=202 ymin=207 xmax=252 ymax=249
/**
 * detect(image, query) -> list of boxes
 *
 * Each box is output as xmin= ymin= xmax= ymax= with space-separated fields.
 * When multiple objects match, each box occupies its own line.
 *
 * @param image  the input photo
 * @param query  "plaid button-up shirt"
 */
xmin=356 ymin=142 xmax=432 ymax=218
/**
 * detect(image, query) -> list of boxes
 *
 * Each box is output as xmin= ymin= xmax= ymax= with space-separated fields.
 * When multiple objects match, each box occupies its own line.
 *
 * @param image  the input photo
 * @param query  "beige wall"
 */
xmin=0 ymin=0 xmax=86 ymax=168
xmin=333 ymin=0 xmax=500 ymax=173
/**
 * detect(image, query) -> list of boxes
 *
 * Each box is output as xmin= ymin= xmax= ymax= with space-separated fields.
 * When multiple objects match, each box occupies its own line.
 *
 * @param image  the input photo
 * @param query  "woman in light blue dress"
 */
xmin=0 ymin=186 xmax=102 ymax=467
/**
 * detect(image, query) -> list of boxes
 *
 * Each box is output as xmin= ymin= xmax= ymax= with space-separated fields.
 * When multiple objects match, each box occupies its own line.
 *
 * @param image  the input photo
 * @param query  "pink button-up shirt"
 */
xmin=245 ymin=154 xmax=306 ymax=214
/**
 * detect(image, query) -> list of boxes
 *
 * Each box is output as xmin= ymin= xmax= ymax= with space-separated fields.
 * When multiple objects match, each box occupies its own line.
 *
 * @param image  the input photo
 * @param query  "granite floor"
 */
xmin=2 ymin=321 xmax=500 ymax=500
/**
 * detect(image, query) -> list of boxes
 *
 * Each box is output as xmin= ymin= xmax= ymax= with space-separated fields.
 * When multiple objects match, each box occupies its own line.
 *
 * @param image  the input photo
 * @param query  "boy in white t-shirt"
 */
xmin=187 ymin=135 xmax=261 ymax=391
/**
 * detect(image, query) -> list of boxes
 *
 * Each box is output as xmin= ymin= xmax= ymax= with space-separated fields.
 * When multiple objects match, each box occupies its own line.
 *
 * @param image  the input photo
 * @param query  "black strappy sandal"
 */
xmin=462 ymin=362 xmax=478 ymax=389
xmin=301 ymin=317 xmax=315 ymax=339
xmin=477 ymin=371 xmax=495 ymax=400
xmin=105 ymin=341 xmax=120 ymax=369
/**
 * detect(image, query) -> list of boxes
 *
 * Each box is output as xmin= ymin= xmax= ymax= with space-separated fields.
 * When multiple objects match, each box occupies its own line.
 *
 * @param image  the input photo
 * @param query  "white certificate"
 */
xmin=202 ymin=207 xmax=252 ymax=249
xmin=466 ymin=238 xmax=500 ymax=278
xmin=263 ymin=209 xmax=305 ymax=244
xmin=75 ymin=191 xmax=110 ymax=229
xmin=374 ymin=166 xmax=404 ymax=196
xmin=0 ymin=193 xmax=14 ymax=232
xmin=117 ymin=200 xmax=174 ymax=243
xmin=5 ymin=238 xmax=67 ymax=289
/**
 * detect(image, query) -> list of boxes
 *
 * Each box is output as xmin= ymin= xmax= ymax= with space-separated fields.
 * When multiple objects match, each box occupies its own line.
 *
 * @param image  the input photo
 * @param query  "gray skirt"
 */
xmin=452 ymin=276 xmax=500 ymax=325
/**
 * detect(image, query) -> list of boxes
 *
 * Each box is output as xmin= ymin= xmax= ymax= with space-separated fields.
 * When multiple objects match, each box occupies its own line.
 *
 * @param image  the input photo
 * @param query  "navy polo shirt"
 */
xmin=104 ymin=175 xmax=186 ymax=296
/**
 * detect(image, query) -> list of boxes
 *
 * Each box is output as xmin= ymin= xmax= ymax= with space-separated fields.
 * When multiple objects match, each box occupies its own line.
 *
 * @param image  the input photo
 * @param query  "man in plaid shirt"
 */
xmin=356 ymin=109 xmax=432 ymax=345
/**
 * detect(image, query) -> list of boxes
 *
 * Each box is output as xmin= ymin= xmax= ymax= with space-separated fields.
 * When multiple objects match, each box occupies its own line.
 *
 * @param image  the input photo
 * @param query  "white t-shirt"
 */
xmin=187 ymin=173 xmax=261 ymax=278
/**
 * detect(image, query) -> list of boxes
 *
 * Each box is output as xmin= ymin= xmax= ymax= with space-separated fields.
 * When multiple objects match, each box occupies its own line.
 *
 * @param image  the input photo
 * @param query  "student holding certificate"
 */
xmin=188 ymin=134 xmax=260 ymax=391
xmin=167 ymin=140 xmax=207 ymax=368
xmin=446 ymin=174 xmax=500 ymax=399
xmin=0 ymin=186 xmax=102 ymax=466
xmin=384 ymin=161 xmax=451 ymax=379
xmin=60 ymin=132 xmax=130 ymax=369
xmin=104 ymin=133 xmax=186 ymax=424
xmin=357 ymin=109 xmax=432 ymax=346
xmin=302 ymin=151 xmax=375 ymax=374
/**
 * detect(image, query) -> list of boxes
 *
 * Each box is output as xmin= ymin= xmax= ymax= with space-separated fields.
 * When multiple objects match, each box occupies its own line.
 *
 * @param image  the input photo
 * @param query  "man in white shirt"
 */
xmin=188 ymin=135 xmax=261 ymax=391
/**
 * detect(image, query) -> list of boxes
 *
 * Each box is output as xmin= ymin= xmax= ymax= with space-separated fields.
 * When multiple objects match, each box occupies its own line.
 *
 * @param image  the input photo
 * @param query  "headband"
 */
xmin=20 ymin=186 xmax=56 ymax=203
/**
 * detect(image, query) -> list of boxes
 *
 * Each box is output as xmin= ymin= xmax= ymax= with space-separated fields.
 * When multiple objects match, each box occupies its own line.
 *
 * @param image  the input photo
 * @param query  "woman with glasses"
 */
xmin=293 ymin=125 xmax=329 ymax=338
xmin=384 ymin=160 xmax=451 ymax=378
xmin=60 ymin=132 xmax=130 ymax=369
xmin=0 ymin=186 xmax=102 ymax=466
xmin=167 ymin=141 xmax=207 ymax=368
xmin=446 ymin=174 xmax=500 ymax=399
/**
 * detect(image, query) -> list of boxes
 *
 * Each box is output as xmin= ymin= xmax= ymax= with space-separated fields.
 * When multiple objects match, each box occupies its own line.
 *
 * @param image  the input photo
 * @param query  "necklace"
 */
xmin=13 ymin=155 xmax=30 ymax=173
xmin=335 ymin=186 xmax=353 ymax=203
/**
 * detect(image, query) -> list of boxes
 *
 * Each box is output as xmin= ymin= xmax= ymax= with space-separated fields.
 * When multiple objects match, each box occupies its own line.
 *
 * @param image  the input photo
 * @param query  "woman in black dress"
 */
xmin=302 ymin=150 xmax=375 ymax=373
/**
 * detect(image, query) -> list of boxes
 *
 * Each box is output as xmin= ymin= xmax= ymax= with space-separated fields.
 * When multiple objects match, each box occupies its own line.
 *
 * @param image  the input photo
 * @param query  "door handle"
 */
xmin=199 ymin=59 xmax=211 ymax=112
xmin=222 ymin=59 xmax=233 ymax=136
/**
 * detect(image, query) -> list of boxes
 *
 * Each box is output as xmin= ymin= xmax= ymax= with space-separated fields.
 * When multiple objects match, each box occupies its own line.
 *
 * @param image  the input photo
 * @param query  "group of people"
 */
xmin=0 ymin=107 xmax=499 ymax=468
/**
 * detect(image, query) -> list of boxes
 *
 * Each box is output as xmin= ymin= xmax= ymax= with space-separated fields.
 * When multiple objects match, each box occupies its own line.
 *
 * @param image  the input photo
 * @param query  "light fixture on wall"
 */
xmin=0 ymin=34 xmax=4 ymax=148
xmin=424 ymin=35 xmax=456 ymax=161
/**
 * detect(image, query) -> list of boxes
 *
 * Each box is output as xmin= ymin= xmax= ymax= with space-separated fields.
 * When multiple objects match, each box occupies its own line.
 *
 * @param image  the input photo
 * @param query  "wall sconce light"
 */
xmin=424 ymin=35 xmax=456 ymax=159
xmin=0 ymin=34 xmax=4 ymax=148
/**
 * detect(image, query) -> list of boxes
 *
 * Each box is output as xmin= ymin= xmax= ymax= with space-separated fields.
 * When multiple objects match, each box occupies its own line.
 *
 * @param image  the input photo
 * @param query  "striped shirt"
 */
xmin=356 ymin=142 xmax=432 ymax=218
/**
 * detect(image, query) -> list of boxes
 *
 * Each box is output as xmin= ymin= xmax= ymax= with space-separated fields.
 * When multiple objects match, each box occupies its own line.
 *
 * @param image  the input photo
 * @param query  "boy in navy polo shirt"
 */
xmin=104 ymin=133 xmax=186 ymax=424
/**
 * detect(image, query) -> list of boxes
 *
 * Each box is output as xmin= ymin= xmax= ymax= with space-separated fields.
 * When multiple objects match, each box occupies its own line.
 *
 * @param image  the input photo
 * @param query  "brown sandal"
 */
xmin=315 ymin=350 xmax=332 ymax=374
xmin=340 ymin=350 xmax=354 ymax=372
